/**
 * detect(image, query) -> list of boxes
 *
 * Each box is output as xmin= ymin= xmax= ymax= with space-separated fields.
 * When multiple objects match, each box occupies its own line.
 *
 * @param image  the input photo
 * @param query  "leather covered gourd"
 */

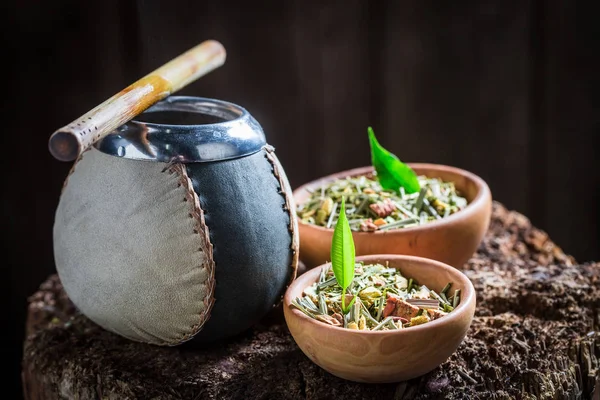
xmin=53 ymin=97 xmax=298 ymax=345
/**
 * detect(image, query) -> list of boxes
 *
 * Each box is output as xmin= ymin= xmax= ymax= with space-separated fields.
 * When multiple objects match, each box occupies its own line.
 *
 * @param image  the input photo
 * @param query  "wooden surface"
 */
xmin=5 ymin=1 xmax=599 ymax=397
xmin=22 ymin=203 xmax=599 ymax=399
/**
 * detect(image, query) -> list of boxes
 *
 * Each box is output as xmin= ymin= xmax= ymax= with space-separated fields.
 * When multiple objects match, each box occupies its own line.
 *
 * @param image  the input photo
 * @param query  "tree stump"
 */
xmin=23 ymin=203 xmax=599 ymax=399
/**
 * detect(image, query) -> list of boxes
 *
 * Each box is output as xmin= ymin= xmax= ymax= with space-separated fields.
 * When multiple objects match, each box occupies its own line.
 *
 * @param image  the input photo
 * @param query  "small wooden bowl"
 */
xmin=283 ymin=254 xmax=476 ymax=383
xmin=293 ymin=164 xmax=492 ymax=269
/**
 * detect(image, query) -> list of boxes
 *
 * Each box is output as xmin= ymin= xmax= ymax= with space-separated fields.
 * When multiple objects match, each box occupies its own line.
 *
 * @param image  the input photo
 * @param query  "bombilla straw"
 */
xmin=48 ymin=40 xmax=227 ymax=162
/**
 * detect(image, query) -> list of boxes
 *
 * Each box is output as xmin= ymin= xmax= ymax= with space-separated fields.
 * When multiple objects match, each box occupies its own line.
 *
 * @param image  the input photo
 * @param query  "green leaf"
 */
xmin=330 ymin=198 xmax=355 ymax=312
xmin=368 ymin=126 xmax=420 ymax=194
xmin=345 ymin=295 xmax=356 ymax=312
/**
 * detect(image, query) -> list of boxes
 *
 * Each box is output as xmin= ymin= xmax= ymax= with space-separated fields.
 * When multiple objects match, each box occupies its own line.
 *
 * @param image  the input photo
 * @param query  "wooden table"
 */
xmin=22 ymin=203 xmax=599 ymax=399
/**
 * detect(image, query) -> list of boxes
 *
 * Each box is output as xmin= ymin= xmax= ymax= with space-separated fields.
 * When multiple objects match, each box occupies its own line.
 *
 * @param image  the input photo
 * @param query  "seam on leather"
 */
xmin=164 ymin=163 xmax=217 ymax=345
xmin=264 ymin=145 xmax=299 ymax=305
xmin=61 ymin=147 xmax=93 ymax=194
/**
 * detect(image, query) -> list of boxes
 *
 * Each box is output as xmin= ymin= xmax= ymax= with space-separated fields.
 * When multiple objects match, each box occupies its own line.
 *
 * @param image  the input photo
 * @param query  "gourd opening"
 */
xmin=95 ymin=96 xmax=266 ymax=163
xmin=135 ymin=97 xmax=244 ymax=126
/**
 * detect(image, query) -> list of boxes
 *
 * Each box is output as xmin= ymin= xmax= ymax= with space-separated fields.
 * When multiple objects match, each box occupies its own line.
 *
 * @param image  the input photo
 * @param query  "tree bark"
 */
xmin=23 ymin=202 xmax=599 ymax=399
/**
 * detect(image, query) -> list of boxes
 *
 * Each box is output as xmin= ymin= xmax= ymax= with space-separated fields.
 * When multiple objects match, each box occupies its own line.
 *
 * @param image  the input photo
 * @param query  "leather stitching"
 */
xmin=164 ymin=163 xmax=217 ymax=345
xmin=61 ymin=147 xmax=93 ymax=194
xmin=264 ymin=145 xmax=299 ymax=305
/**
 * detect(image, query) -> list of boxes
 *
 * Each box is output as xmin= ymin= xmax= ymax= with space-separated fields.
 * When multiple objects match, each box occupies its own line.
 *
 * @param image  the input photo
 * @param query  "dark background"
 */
xmin=4 ymin=0 xmax=598 ymax=398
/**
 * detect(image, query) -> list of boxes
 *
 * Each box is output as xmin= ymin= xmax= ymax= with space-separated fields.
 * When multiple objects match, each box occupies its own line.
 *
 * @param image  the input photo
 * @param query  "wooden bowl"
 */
xmin=293 ymin=164 xmax=492 ymax=269
xmin=283 ymin=254 xmax=476 ymax=383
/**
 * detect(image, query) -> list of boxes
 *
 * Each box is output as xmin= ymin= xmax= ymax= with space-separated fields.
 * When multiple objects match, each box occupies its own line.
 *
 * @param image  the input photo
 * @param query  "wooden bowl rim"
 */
xmin=292 ymin=163 xmax=491 ymax=236
xmin=284 ymin=254 xmax=476 ymax=336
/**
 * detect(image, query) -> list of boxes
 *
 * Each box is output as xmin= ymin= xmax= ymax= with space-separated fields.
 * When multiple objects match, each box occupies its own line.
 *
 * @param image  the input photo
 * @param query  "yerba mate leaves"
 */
xmin=291 ymin=262 xmax=459 ymax=330
xmin=330 ymin=198 xmax=355 ymax=313
xmin=368 ymin=127 xmax=420 ymax=194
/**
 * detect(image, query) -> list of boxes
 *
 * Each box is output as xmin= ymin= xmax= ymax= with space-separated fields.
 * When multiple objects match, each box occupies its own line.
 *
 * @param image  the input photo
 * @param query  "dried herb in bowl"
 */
xmin=296 ymin=127 xmax=468 ymax=232
xmin=296 ymin=175 xmax=468 ymax=232
xmin=291 ymin=197 xmax=460 ymax=330
xmin=291 ymin=262 xmax=460 ymax=330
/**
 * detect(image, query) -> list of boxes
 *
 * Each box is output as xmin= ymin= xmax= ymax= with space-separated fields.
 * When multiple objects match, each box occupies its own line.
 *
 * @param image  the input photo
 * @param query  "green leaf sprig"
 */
xmin=368 ymin=127 xmax=420 ymax=194
xmin=330 ymin=197 xmax=356 ymax=314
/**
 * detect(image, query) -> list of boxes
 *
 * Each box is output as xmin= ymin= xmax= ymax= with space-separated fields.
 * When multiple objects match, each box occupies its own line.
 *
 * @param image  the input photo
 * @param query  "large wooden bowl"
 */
xmin=293 ymin=164 xmax=492 ymax=269
xmin=283 ymin=254 xmax=476 ymax=383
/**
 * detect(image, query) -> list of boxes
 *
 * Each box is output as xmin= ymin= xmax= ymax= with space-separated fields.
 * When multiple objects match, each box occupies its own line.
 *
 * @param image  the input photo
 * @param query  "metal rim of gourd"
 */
xmin=95 ymin=96 xmax=267 ymax=163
